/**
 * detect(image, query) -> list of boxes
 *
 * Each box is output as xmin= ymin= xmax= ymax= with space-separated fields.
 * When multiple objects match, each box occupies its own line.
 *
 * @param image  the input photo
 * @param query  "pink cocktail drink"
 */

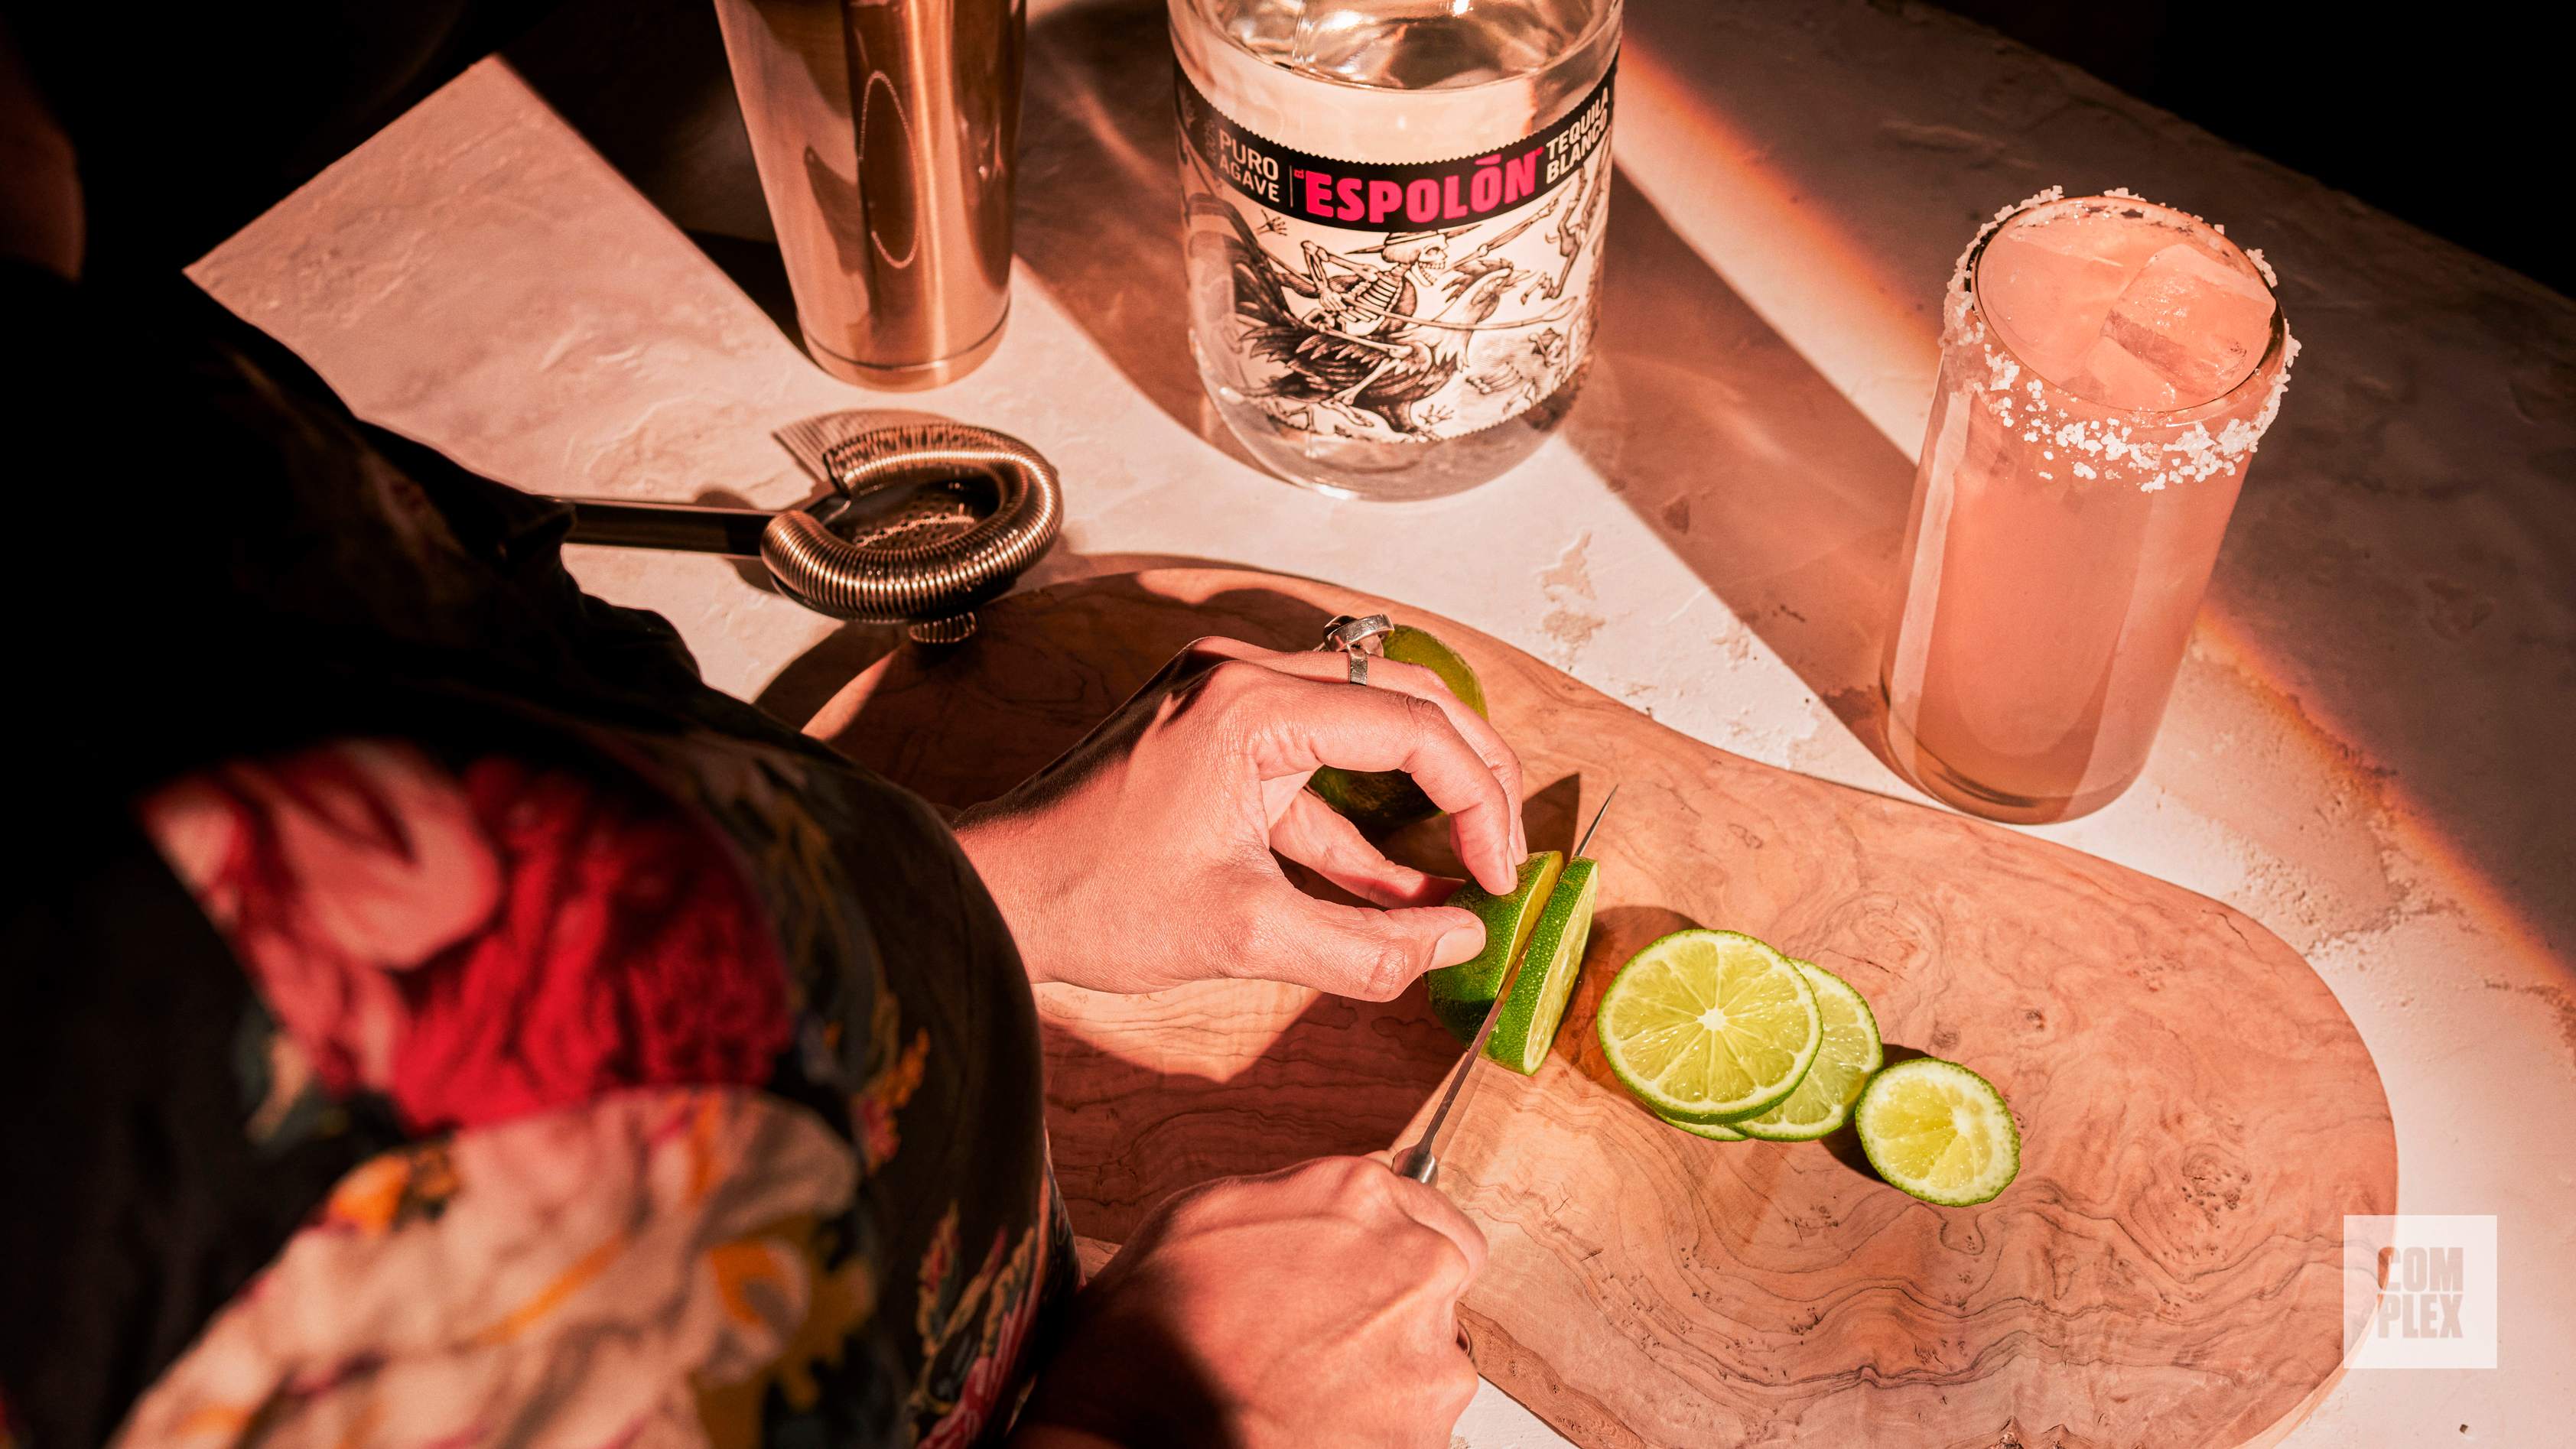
xmin=1882 ymin=192 xmax=2296 ymax=823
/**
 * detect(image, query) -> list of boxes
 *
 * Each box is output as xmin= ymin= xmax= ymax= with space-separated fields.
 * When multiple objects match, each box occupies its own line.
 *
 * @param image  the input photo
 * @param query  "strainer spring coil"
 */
xmin=759 ymin=421 xmax=1062 ymax=639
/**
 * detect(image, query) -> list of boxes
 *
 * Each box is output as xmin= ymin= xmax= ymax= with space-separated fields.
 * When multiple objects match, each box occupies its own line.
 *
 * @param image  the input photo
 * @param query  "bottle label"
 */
xmin=1176 ymin=58 xmax=1615 ymax=444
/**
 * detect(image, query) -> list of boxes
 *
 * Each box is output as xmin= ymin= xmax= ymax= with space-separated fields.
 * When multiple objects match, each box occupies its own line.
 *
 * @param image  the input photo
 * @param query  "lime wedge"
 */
xmin=1309 ymin=625 xmax=1488 ymax=833
xmin=1731 ymin=962 xmax=1883 ymax=1142
xmin=1596 ymin=929 xmax=1821 ymax=1124
xmin=1483 ymin=856 xmax=1599 ymax=1074
xmin=1853 ymin=1058 xmax=2021 ymax=1206
xmin=1426 ymin=851 xmax=1563 ymax=1044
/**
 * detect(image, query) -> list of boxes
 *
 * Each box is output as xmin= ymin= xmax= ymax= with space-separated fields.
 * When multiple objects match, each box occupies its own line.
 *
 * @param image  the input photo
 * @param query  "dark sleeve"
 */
xmin=5 ymin=262 xmax=844 ymax=798
xmin=179 ymin=272 xmax=722 ymax=711
xmin=170 ymin=274 xmax=844 ymax=762
xmin=3 ymin=0 xmax=567 ymax=288
xmin=353 ymin=418 xmax=717 ymax=706
xmin=0 ymin=807 xmax=404 ymax=1449
xmin=0 ymin=262 xmax=813 ymax=1447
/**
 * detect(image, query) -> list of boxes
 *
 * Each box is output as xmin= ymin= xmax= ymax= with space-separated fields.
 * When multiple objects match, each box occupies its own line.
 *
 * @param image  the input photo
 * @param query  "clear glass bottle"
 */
xmin=1169 ymin=0 xmax=1622 ymax=501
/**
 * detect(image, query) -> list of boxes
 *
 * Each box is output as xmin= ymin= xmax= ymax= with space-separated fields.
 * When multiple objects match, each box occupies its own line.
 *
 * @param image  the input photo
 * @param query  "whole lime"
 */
xmin=1309 ymin=624 xmax=1489 ymax=833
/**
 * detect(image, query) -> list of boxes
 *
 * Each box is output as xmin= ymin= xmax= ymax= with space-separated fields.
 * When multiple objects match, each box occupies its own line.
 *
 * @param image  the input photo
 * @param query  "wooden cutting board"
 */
xmin=806 ymin=568 xmax=2395 ymax=1449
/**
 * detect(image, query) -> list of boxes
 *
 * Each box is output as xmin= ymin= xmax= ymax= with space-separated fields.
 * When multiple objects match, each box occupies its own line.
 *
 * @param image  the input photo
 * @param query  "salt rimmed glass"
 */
xmin=1880 ymin=190 xmax=2298 ymax=824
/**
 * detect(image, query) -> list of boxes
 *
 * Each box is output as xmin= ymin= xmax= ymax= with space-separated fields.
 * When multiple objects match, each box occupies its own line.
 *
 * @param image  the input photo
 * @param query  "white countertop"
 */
xmin=188 ymin=2 xmax=2574 ymax=1443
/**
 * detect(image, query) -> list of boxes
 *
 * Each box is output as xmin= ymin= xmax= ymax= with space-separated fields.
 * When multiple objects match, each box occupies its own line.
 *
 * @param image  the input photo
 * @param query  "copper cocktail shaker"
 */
xmin=713 ymin=0 xmax=1022 ymax=388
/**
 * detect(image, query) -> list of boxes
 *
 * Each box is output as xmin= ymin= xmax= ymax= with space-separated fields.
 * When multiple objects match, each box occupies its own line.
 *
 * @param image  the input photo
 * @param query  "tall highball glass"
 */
xmin=1882 ymin=191 xmax=2298 ymax=824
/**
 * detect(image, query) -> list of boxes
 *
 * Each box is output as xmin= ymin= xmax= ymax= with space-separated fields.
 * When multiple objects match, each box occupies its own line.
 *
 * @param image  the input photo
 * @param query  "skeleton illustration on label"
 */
xmin=1176 ymin=64 xmax=1615 ymax=447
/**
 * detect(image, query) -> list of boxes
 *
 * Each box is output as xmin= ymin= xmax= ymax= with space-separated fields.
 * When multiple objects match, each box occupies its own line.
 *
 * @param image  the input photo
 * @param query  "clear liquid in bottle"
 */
xmin=1171 ymin=0 xmax=1622 ymax=500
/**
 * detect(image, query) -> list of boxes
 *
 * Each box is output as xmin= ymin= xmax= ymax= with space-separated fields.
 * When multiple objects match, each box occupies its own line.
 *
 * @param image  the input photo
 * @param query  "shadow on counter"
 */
xmin=1015 ymin=0 xmax=1927 ymax=784
xmin=1017 ymin=0 xmax=1268 ymax=475
xmin=505 ymin=0 xmax=1934 ymax=794
xmin=511 ymin=0 xmax=1257 ymax=463
xmin=1568 ymin=171 xmax=1921 ymax=778
xmin=503 ymin=0 xmax=812 ymax=361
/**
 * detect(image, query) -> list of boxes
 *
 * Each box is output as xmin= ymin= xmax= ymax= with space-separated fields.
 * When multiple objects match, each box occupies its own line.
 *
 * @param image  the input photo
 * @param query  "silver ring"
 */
xmin=1321 ymin=613 xmax=1389 ymax=687
xmin=1318 ymin=613 xmax=1394 ymax=653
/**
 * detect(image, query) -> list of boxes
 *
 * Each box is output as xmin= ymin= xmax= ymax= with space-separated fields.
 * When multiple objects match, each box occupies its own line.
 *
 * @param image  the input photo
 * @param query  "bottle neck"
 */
xmin=1170 ymin=0 xmax=1621 ymax=163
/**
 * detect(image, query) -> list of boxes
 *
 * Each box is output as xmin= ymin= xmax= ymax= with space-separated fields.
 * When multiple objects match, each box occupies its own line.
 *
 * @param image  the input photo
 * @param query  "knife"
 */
xmin=1394 ymin=785 xmax=1618 ymax=1187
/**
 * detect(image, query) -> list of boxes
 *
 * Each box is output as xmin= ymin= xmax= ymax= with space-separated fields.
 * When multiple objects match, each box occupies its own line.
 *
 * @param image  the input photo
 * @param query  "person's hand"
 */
xmin=1010 ymin=1156 xmax=1485 ymax=1449
xmin=951 ymin=636 xmax=1525 ymax=999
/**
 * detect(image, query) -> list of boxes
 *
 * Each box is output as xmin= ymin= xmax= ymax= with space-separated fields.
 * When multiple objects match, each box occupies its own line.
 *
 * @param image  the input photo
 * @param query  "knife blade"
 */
xmin=1394 ymin=786 xmax=1618 ymax=1186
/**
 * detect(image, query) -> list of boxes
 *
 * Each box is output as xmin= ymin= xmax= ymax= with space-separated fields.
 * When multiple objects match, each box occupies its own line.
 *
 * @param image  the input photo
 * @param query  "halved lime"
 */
xmin=1483 ymin=856 xmax=1599 ymax=1074
xmin=1426 ymin=851 xmax=1563 ymax=1044
xmin=1852 ymin=1058 xmax=2021 ymax=1206
xmin=1732 ymin=962 xmax=1883 ymax=1142
xmin=1309 ymin=625 xmax=1488 ymax=833
xmin=1596 ymin=929 xmax=1821 ymax=1124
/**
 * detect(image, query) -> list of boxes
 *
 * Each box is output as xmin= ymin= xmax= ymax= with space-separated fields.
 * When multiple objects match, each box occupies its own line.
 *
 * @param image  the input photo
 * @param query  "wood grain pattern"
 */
xmin=807 ymin=569 xmax=2396 ymax=1449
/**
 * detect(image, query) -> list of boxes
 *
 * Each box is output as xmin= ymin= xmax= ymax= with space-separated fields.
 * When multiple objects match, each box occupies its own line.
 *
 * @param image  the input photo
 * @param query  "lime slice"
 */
xmin=1852 ymin=1058 xmax=2021 ymax=1206
xmin=1596 ymin=929 xmax=1821 ymax=1124
xmin=1484 ymin=856 xmax=1599 ymax=1074
xmin=1309 ymin=625 xmax=1488 ymax=833
xmin=1660 ymin=1114 xmax=1748 ymax=1142
xmin=1731 ymin=962 xmax=1883 ymax=1142
xmin=1426 ymin=852 xmax=1563 ymax=1044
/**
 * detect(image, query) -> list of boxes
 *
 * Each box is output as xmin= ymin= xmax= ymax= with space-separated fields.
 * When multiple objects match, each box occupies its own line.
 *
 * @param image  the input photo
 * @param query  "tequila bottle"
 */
xmin=1170 ymin=0 xmax=1621 ymax=500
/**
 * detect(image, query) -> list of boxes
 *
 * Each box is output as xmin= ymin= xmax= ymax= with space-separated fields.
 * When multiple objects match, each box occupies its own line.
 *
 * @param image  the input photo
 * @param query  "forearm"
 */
xmin=950 ymin=807 xmax=1057 ymax=987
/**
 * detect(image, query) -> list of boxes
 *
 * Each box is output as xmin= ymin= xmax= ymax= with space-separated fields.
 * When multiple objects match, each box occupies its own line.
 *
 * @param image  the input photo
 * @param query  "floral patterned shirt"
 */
xmin=0 ymin=264 xmax=1077 ymax=1449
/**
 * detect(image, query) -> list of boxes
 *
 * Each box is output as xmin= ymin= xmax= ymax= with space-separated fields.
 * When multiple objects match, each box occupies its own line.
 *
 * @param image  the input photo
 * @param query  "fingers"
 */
xmin=1434 ymin=1347 xmax=1482 ymax=1438
xmin=1182 ymin=654 xmax=1523 ymax=895
xmin=1023 ymin=1154 xmax=1482 ymax=1447
xmin=1377 ymin=1166 xmax=1488 ymax=1282
xmin=1239 ymin=894 xmax=1487 ymax=998
xmin=1286 ymin=684 xmax=1521 ymax=897
xmin=1189 ymin=638 xmax=1527 ymax=860
xmin=1251 ymin=1157 xmax=1489 ymax=1282
xmin=1355 ymin=1148 xmax=1493 ymax=1312
xmin=1269 ymin=791 xmax=1453 ymax=908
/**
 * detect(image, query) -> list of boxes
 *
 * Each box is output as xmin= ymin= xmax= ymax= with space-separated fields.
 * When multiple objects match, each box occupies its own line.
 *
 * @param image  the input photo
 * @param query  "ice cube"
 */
xmin=1975 ymin=218 xmax=2140 ymax=386
xmin=2095 ymin=242 xmax=2276 ymax=408
xmin=2067 ymin=330 xmax=2181 ymax=411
